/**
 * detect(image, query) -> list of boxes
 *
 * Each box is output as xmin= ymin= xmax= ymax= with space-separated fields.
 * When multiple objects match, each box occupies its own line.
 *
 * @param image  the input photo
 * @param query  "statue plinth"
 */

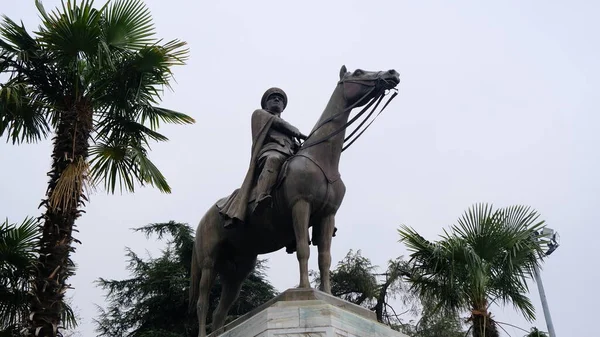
xmin=209 ymin=288 xmax=409 ymax=337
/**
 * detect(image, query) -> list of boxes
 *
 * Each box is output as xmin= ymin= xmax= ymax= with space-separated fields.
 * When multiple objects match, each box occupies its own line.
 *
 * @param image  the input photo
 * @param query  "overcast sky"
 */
xmin=1 ymin=0 xmax=598 ymax=336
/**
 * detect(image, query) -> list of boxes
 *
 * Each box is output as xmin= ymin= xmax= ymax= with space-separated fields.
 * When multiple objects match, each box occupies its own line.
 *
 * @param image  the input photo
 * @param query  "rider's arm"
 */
xmin=271 ymin=117 xmax=307 ymax=139
xmin=271 ymin=117 xmax=299 ymax=136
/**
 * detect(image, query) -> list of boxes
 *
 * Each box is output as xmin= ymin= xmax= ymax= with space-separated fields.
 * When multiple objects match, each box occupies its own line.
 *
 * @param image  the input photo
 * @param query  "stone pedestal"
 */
xmin=209 ymin=288 xmax=408 ymax=337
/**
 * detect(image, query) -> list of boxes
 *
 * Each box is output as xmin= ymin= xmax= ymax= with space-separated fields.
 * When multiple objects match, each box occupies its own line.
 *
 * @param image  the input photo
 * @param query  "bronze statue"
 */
xmin=190 ymin=65 xmax=400 ymax=337
xmin=217 ymin=87 xmax=307 ymax=228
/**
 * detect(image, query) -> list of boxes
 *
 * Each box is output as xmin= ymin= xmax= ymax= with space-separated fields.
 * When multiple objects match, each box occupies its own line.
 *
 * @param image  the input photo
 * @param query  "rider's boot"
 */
xmin=253 ymin=162 xmax=280 ymax=215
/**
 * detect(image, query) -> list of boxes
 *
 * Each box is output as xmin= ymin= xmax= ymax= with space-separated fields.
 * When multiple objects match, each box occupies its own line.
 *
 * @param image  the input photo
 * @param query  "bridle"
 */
xmin=299 ymin=73 xmax=399 ymax=152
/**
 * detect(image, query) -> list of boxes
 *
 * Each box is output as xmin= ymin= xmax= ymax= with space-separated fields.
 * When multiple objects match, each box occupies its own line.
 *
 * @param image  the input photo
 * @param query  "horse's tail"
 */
xmin=188 ymin=244 xmax=201 ymax=314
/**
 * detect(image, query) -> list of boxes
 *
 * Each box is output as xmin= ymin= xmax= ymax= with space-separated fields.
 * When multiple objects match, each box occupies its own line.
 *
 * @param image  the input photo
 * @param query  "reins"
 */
xmin=342 ymin=89 xmax=398 ymax=151
xmin=299 ymin=77 xmax=398 ymax=152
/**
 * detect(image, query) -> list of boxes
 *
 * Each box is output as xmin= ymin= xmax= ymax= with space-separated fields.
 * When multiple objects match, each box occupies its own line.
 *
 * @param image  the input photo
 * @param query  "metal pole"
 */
xmin=533 ymin=263 xmax=556 ymax=337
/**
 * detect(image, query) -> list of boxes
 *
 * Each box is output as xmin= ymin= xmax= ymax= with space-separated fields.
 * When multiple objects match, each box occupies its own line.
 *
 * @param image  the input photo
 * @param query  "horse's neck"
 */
xmin=298 ymin=85 xmax=347 ymax=175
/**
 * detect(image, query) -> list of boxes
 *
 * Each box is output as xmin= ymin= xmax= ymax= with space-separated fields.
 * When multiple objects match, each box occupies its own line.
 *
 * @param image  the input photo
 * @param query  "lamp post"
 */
xmin=534 ymin=227 xmax=560 ymax=337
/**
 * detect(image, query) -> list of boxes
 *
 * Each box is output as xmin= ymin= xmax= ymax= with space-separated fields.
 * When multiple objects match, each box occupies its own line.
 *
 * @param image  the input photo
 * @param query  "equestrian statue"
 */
xmin=189 ymin=65 xmax=400 ymax=337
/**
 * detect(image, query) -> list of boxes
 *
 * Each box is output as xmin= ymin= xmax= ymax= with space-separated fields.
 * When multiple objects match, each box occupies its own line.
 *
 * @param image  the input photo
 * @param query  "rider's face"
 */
xmin=266 ymin=94 xmax=284 ymax=113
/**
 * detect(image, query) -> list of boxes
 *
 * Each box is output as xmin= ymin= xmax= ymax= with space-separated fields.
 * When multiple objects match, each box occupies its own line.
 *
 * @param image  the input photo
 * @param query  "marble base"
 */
xmin=209 ymin=288 xmax=408 ymax=337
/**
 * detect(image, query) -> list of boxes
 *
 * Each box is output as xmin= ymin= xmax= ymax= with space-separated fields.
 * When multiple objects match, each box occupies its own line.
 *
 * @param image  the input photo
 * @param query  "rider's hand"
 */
xmin=290 ymin=126 xmax=306 ymax=140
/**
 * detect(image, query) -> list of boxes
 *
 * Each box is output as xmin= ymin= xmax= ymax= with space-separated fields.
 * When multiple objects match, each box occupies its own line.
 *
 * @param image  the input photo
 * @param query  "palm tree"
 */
xmin=0 ymin=217 xmax=75 ymax=335
xmin=525 ymin=327 xmax=549 ymax=337
xmin=1 ymin=217 xmax=40 ymax=335
xmin=0 ymin=1 xmax=194 ymax=335
xmin=398 ymin=204 xmax=549 ymax=337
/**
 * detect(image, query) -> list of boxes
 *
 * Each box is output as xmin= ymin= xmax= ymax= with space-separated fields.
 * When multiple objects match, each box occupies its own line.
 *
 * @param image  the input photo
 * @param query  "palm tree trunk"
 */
xmin=29 ymin=102 xmax=92 ymax=337
xmin=471 ymin=309 xmax=499 ymax=337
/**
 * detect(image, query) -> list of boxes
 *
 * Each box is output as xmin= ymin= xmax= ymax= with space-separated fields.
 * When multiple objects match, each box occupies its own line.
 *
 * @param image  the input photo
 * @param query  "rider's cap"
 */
xmin=261 ymin=87 xmax=288 ymax=110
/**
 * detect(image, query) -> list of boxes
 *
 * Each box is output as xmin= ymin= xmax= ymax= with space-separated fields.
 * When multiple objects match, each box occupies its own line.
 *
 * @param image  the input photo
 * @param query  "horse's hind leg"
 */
xmin=196 ymin=259 xmax=216 ymax=337
xmin=292 ymin=200 xmax=311 ymax=288
xmin=317 ymin=214 xmax=336 ymax=294
xmin=211 ymin=255 xmax=257 ymax=332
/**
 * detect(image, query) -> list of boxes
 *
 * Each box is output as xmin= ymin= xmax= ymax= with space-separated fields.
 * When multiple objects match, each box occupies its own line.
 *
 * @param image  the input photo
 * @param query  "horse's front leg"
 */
xmin=292 ymin=200 xmax=311 ymax=288
xmin=317 ymin=214 xmax=336 ymax=293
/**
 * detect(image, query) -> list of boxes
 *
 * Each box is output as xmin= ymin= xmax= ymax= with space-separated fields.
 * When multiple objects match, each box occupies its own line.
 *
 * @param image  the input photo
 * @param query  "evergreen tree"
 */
xmin=312 ymin=250 xmax=466 ymax=336
xmin=94 ymin=221 xmax=277 ymax=337
xmin=397 ymin=297 xmax=465 ymax=337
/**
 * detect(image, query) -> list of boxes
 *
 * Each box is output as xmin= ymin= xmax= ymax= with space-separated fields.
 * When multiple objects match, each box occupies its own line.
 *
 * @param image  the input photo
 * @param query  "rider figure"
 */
xmin=254 ymin=88 xmax=308 ymax=213
xmin=217 ymin=87 xmax=307 ymax=228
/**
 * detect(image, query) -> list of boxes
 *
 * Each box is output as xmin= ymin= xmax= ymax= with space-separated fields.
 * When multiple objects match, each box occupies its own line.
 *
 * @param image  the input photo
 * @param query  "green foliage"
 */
xmin=1 ymin=1 xmax=194 ymax=333
xmin=398 ymin=203 xmax=549 ymax=337
xmin=524 ymin=327 xmax=549 ymax=337
xmin=0 ymin=0 xmax=195 ymax=194
xmin=94 ymin=221 xmax=278 ymax=337
xmin=319 ymin=249 xmax=379 ymax=306
xmin=397 ymin=297 xmax=466 ymax=337
xmin=0 ymin=217 xmax=39 ymax=335
xmin=0 ymin=217 xmax=76 ymax=335
xmin=312 ymin=251 xmax=411 ymax=329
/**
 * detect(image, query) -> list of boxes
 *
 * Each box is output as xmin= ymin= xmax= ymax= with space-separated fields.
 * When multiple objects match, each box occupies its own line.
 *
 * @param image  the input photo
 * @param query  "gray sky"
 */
xmin=1 ymin=0 xmax=598 ymax=336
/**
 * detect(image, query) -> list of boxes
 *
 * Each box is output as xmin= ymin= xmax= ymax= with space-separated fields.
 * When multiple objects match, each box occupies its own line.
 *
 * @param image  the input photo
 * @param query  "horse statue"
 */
xmin=190 ymin=65 xmax=400 ymax=337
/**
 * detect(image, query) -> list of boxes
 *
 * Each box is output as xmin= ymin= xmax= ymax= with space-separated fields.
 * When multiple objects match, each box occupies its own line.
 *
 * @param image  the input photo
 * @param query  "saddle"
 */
xmin=218 ymin=154 xmax=337 ymax=254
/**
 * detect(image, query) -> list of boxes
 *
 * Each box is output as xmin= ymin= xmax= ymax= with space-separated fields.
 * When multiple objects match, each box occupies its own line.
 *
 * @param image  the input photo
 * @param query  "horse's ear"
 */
xmin=339 ymin=65 xmax=347 ymax=80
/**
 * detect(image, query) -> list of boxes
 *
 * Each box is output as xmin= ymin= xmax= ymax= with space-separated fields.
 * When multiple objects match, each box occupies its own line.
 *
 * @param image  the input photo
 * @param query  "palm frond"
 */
xmin=398 ymin=225 xmax=453 ymax=278
xmin=140 ymin=106 xmax=195 ymax=130
xmin=451 ymin=203 xmax=506 ymax=261
xmin=404 ymin=268 xmax=465 ymax=316
xmin=0 ymin=16 xmax=55 ymax=144
xmin=398 ymin=225 xmax=468 ymax=312
xmin=95 ymin=110 xmax=170 ymax=146
xmin=0 ymin=217 xmax=40 ymax=266
xmin=501 ymin=205 xmax=547 ymax=259
xmin=88 ymin=140 xmax=171 ymax=194
xmin=61 ymin=301 xmax=78 ymax=330
xmin=0 ymin=289 xmax=29 ymax=333
xmin=134 ymin=39 xmax=188 ymax=101
xmin=90 ymin=33 xmax=188 ymax=103
xmin=398 ymin=225 xmax=435 ymax=256
xmin=87 ymin=141 xmax=136 ymax=193
xmin=130 ymin=145 xmax=170 ymax=193
xmin=33 ymin=0 xmax=108 ymax=101
xmin=0 ymin=11 xmax=69 ymax=109
xmin=489 ymin=277 xmax=536 ymax=321
xmin=35 ymin=0 xmax=103 ymax=61
xmin=0 ymin=15 xmax=37 ymax=57
xmin=399 ymin=203 xmax=550 ymax=326
xmin=492 ymin=206 xmax=547 ymax=286
xmin=0 ymin=217 xmax=41 ymax=329
xmin=0 ymin=81 xmax=51 ymax=144
xmin=102 ymin=0 xmax=155 ymax=50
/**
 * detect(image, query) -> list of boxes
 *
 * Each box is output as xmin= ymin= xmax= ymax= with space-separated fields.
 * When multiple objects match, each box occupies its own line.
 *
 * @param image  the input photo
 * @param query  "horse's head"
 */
xmin=338 ymin=65 xmax=400 ymax=108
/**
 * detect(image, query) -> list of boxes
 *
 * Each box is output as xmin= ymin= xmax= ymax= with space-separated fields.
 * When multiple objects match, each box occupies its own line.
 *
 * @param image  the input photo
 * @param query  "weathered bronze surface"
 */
xmin=217 ymin=87 xmax=307 ymax=229
xmin=190 ymin=65 xmax=400 ymax=337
